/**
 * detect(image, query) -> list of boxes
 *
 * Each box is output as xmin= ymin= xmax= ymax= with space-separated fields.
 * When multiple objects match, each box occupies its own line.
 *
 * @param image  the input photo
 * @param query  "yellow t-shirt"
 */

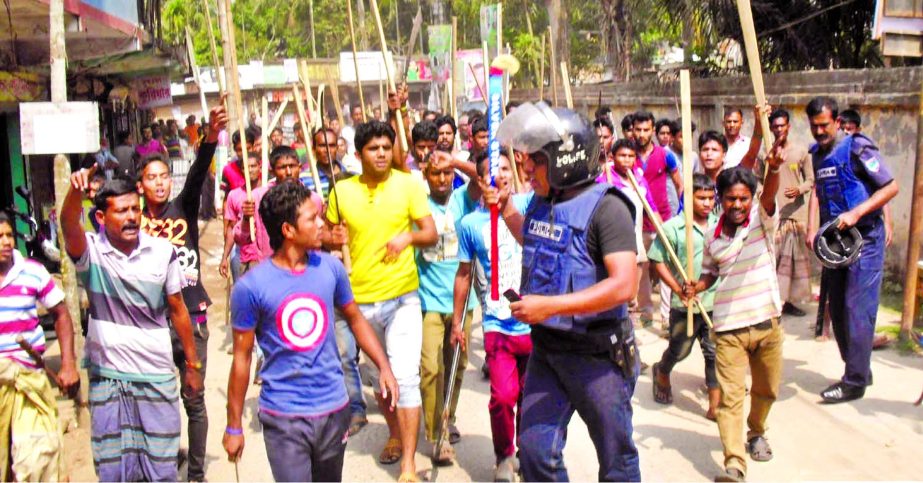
xmin=327 ymin=170 xmax=431 ymax=303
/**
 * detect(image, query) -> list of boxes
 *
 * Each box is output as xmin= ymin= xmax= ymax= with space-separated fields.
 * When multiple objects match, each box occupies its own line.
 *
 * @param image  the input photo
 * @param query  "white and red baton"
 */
xmin=486 ymin=55 xmax=520 ymax=302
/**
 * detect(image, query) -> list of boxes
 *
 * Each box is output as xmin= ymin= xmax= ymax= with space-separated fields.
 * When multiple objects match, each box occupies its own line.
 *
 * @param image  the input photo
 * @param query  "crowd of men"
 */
xmin=0 ymin=81 xmax=899 ymax=483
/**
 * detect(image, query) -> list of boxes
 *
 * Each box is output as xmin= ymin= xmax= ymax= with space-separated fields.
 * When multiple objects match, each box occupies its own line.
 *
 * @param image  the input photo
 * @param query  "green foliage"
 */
xmin=160 ymin=0 xmax=885 ymax=81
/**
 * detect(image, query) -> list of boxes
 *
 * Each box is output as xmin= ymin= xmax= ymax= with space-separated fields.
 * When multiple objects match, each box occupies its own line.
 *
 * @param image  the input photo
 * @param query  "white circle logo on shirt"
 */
xmin=275 ymin=293 xmax=329 ymax=352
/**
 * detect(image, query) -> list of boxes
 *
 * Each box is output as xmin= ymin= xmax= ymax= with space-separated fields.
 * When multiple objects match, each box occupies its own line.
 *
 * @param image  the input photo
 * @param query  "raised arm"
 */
xmin=61 ymin=165 xmax=96 ymax=259
xmin=179 ymin=98 xmax=226 ymax=206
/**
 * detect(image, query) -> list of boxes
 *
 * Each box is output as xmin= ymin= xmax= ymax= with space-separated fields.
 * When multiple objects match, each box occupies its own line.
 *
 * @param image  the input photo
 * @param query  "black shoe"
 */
xmin=481 ymin=361 xmax=490 ymax=380
xmin=820 ymin=382 xmax=865 ymax=403
xmin=714 ymin=468 xmax=745 ymax=482
xmin=782 ymin=302 xmax=806 ymax=317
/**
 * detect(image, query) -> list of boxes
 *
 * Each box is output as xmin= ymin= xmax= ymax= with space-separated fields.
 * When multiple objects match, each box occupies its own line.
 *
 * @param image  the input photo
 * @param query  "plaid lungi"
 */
xmin=89 ymin=376 xmax=181 ymax=482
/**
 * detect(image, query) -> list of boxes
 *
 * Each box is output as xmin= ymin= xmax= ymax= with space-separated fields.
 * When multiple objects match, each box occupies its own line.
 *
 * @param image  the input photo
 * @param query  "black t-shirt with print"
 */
xmin=141 ymin=142 xmax=217 ymax=314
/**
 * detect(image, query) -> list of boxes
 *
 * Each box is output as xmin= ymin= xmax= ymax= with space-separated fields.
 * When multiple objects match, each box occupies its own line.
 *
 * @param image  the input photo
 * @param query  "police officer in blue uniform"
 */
xmin=493 ymin=103 xmax=641 ymax=481
xmin=805 ymin=97 xmax=899 ymax=403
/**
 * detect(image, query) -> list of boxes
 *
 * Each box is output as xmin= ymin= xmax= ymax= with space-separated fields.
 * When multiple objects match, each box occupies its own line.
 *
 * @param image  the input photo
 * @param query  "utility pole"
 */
xmin=50 ymin=0 xmax=87 ymax=429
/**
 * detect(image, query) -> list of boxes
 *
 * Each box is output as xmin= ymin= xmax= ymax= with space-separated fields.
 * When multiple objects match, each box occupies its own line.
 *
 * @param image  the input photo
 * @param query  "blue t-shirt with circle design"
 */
xmin=231 ymin=251 xmax=353 ymax=416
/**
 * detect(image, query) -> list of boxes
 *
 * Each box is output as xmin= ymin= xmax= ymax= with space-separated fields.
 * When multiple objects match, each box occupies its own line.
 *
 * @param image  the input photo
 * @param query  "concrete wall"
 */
xmin=512 ymin=67 xmax=922 ymax=280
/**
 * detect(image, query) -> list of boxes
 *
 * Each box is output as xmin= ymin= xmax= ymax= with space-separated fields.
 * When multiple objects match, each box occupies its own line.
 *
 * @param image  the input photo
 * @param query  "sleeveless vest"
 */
xmin=814 ymin=133 xmax=881 ymax=228
xmin=521 ymin=184 xmax=634 ymax=334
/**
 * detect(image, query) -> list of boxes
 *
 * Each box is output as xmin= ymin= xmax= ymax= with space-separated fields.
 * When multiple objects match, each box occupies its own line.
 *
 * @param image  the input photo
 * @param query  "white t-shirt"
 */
xmin=724 ymin=135 xmax=751 ymax=169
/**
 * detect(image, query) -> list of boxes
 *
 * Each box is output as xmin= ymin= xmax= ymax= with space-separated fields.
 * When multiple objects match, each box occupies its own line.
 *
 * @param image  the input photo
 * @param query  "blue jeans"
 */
xmin=229 ymin=245 xmax=242 ymax=283
xmin=334 ymin=314 xmax=366 ymax=418
xmin=519 ymin=347 xmax=640 ymax=482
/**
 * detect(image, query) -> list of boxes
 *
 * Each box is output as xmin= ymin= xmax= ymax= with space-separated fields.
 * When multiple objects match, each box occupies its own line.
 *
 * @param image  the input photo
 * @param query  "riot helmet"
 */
xmin=814 ymin=218 xmax=863 ymax=269
xmin=497 ymin=102 xmax=600 ymax=194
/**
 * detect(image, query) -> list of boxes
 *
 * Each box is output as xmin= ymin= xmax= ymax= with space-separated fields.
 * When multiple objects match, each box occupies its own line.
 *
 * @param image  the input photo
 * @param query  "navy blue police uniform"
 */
xmin=810 ymin=132 xmax=893 ymax=389
xmin=518 ymin=183 xmax=641 ymax=482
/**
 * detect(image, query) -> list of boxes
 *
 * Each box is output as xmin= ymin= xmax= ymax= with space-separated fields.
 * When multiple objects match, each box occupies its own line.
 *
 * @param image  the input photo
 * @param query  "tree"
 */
xmin=162 ymin=0 xmax=885 ymax=82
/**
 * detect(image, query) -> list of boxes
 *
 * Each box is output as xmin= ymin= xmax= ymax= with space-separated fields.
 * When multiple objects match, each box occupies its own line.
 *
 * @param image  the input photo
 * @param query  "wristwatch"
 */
xmin=186 ymin=359 xmax=203 ymax=370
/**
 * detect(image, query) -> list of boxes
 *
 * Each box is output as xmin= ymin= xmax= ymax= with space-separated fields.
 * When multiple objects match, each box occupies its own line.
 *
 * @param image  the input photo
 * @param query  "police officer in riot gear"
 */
xmin=492 ymin=103 xmax=641 ymax=481
xmin=805 ymin=97 xmax=899 ymax=404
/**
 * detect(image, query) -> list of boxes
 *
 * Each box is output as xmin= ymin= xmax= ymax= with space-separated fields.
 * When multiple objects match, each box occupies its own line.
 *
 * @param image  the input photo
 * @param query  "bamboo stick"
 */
xmin=561 ymin=62 xmax=573 ymax=109
xmin=548 ymin=26 xmax=558 ymax=107
xmin=680 ymin=70 xmax=695 ymax=337
xmin=626 ymin=170 xmax=713 ymax=328
xmin=370 ymin=0 xmax=409 ymax=152
xmin=292 ymin=85 xmax=324 ymax=194
xmin=346 ymin=0 xmax=367 ymax=121
xmin=221 ymin=0 xmax=254 ymax=240
xmin=735 ymin=0 xmax=773 ymax=159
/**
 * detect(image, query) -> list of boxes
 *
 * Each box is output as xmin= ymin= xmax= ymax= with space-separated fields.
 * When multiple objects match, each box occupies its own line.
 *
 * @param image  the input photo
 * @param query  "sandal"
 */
xmin=434 ymin=440 xmax=455 ymax=466
xmin=651 ymin=363 xmax=673 ymax=405
xmin=379 ymin=437 xmax=403 ymax=465
xmin=448 ymin=424 xmax=461 ymax=444
xmin=349 ymin=414 xmax=369 ymax=436
xmin=398 ymin=471 xmax=420 ymax=482
xmin=747 ymin=435 xmax=773 ymax=462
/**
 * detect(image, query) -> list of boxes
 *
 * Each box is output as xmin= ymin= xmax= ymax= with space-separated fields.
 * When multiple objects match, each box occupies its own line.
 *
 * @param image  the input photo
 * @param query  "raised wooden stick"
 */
xmin=221 ymin=0 xmax=254 ymax=240
xmin=561 ymin=62 xmax=573 ymax=109
xmin=185 ymin=28 xmax=210 ymax=118
xmin=346 ymin=0 xmax=367 ymax=122
xmin=680 ymin=70 xmax=696 ymax=337
xmin=538 ymin=32 xmax=546 ymax=101
xmin=298 ymin=59 xmax=319 ymax=128
xmin=292 ymin=85 xmax=324 ymax=195
xmin=736 ymin=0 xmax=773 ymax=155
xmin=378 ymin=68 xmax=386 ymax=120
xmin=450 ymin=16 xmax=458 ymax=121
xmin=201 ymin=0 xmax=224 ymax=93
xmin=548 ymin=26 xmax=558 ymax=107
xmin=370 ymin=0 xmax=409 ymax=152
xmin=626 ymin=170 xmax=714 ymax=328
xmin=329 ymin=74 xmax=345 ymax=131
xmin=482 ymin=41 xmax=490 ymax=103
xmin=318 ymin=90 xmax=353 ymax=272
xmin=261 ymin=96 xmax=269 ymax=186
xmin=266 ymin=98 xmax=289 ymax=134
xmin=468 ymin=63 xmax=487 ymax=106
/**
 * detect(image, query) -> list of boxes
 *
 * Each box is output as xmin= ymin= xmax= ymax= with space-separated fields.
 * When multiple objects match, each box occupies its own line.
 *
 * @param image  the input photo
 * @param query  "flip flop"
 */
xmin=651 ymin=363 xmax=673 ymax=405
xmin=379 ymin=437 xmax=402 ymax=465
xmin=747 ymin=435 xmax=773 ymax=462
xmin=448 ymin=424 xmax=461 ymax=444
xmin=434 ymin=440 xmax=455 ymax=466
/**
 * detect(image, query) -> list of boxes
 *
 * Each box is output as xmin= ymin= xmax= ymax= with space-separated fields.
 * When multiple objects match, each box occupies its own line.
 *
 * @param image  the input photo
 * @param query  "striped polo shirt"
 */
xmin=0 ymin=251 xmax=65 ymax=368
xmin=76 ymin=231 xmax=184 ymax=382
xmin=702 ymin=203 xmax=782 ymax=332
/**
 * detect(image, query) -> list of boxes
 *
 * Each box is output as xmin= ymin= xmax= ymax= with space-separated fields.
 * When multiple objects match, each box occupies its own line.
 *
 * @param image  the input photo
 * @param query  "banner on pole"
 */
xmin=457 ymin=49 xmax=486 ymax=101
xmin=479 ymin=4 xmax=500 ymax=57
xmin=428 ymin=24 xmax=452 ymax=82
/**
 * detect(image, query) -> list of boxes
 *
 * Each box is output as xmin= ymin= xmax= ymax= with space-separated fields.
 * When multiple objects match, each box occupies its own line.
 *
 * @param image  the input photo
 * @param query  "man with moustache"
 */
xmin=805 ymin=96 xmax=899 ymax=404
xmin=61 ymin=171 xmax=203 ymax=481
